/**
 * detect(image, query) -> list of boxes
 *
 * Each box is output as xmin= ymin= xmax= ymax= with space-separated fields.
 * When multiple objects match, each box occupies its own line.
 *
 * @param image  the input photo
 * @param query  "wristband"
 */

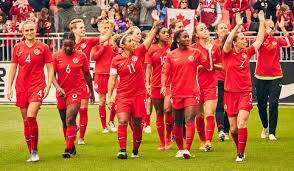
xmin=270 ymin=26 xmax=274 ymax=30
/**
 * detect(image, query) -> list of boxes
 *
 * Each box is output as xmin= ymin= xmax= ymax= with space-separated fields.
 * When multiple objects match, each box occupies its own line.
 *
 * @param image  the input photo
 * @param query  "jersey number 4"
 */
xmin=25 ymin=55 xmax=31 ymax=63
xmin=127 ymin=64 xmax=135 ymax=73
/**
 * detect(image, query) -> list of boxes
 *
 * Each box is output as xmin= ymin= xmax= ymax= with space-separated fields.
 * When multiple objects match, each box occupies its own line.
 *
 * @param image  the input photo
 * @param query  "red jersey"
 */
xmin=255 ymin=35 xmax=292 ymax=78
xmin=277 ymin=12 xmax=294 ymax=30
xmin=74 ymin=37 xmax=100 ymax=61
xmin=110 ymin=44 xmax=147 ymax=98
xmin=11 ymin=41 xmax=52 ymax=92
xmin=3 ymin=28 xmax=17 ymax=47
xmin=53 ymin=50 xmax=89 ymax=94
xmin=223 ymin=45 xmax=255 ymax=92
xmin=161 ymin=47 xmax=210 ymax=97
xmin=214 ymin=39 xmax=225 ymax=81
xmin=224 ymin=0 xmax=249 ymax=18
xmin=200 ymin=0 xmax=218 ymax=27
xmin=191 ymin=42 xmax=222 ymax=88
xmin=92 ymin=42 xmax=116 ymax=74
xmin=145 ymin=43 xmax=171 ymax=88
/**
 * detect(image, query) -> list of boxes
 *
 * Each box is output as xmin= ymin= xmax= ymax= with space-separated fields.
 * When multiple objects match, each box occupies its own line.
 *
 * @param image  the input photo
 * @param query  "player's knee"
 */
xmin=164 ymin=107 xmax=172 ymax=114
xmin=237 ymin=120 xmax=247 ymax=128
xmin=118 ymin=119 xmax=128 ymax=126
xmin=99 ymin=98 xmax=106 ymax=106
xmin=174 ymin=120 xmax=183 ymax=127
xmin=196 ymin=113 xmax=204 ymax=119
xmin=185 ymin=116 xmax=195 ymax=124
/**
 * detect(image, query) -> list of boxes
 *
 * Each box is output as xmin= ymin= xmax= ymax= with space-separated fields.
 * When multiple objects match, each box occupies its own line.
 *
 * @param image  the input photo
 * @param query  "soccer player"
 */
xmin=222 ymin=11 xmax=268 ymax=162
xmin=145 ymin=26 xmax=173 ymax=150
xmin=214 ymin=22 xmax=230 ymax=141
xmin=191 ymin=23 xmax=223 ymax=152
xmin=107 ymin=11 xmax=160 ymax=159
xmin=161 ymin=29 xmax=212 ymax=159
xmin=7 ymin=20 xmax=53 ymax=162
xmin=92 ymin=20 xmax=117 ymax=133
xmin=69 ymin=16 xmax=114 ymax=143
xmin=52 ymin=32 xmax=95 ymax=158
xmin=255 ymin=17 xmax=293 ymax=141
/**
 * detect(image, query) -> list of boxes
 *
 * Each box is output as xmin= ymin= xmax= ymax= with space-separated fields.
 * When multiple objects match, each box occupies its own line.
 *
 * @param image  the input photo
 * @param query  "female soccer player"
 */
xmin=161 ymin=29 xmax=212 ymax=159
xmin=52 ymin=32 xmax=94 ymax=158
xmin=145 ymin=26 xmax=173 ymax=150
xmin=107 ymin=11 xmax=160 ymax=159
xmin=7 ymin=20 xmax=53 ymax=162
xmin=92 ymin=20 xmax=117 ymax=133
xmin=255 ymin=17 xmax=293 ymax=141
xmin=69 ymin=16 xmax=114 ymax=143
xmin=222 ymin=11 xmax=268 ymax=162
xmin=191 ymin=22 xmax=223 ymax=152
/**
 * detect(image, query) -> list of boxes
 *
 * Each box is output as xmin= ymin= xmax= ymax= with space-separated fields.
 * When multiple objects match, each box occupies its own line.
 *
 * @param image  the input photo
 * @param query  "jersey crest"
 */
xmin=132 ymin=56 xmax=138 ymax=62
xmin=73 ymin=57 xmax=79 ymax=63
xmin=241 ymin=53 xmax=247 ymax=59
xmin=34 ymin=49 xmax=40 ymax=55
xmin=81 ymin=43 xmax=86 ymax=49
xmin=188 ymin=56 xmax=194 ymax=61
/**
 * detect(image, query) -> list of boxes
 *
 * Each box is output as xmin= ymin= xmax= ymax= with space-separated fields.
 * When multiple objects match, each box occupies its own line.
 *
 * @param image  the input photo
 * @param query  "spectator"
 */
xmin=91 ymin=10 xmax=108 ymax=29
xmin=284 ymin=0 xmax=294 ymax=15
xmin=28 ymin=0 xmax=50 ymax=12
xmin=177 ymin=0 xmax=189 ymax=9
xmin=17 ymin=11 xmax=37 ymax=31
xmin=187 ymin=0 xmax=199 ymax=9
xmin=57 ymin=0 xmax=78 ymax=32
xmin=0 ymin=0 xmax=13 ymax=19
xmin=78 ymin=0 xmax=98 ymax=6
xmin=156 ymin=0 xmax=173 ymax=23
xmin=38 ymin=8 xmax=51 ymax=37
xmin=49 ymin=0 xmax=77 ymax=14
xmin=225 ymin=0 xmax=249 ymax=24
xmin=110 ymin=2 xmax=120 ymax=12
xmin=114 ymin=12 xmax=127 ymax=33
xmin=118 ymin=0 xmax=135 ymax=9
xmin=253 ymin=0 xmax=279 ymax=23
xmin=0 ymin=11 xmax=7 ymax=33
xmin=197 ymin=0 xmax=222 ymax=31
xmin=135 ymin=0 xmax=156 ymax=31
xmin=127 ymin=3 xmax=140 ymax=26
xmin=9 ymin=0 xmax=34 ymax=24
xmin=109 ymin=7 xmax=117 ymax=14
xmin=140 ymin=30 xmax=149 ymax=43
xmin=249 ymin=12 xmax=259 ymax=32
xmin=276 ymin=4 xmax=294 ymax=31
xmin=3 ymin=20 xmax=17 ymax=61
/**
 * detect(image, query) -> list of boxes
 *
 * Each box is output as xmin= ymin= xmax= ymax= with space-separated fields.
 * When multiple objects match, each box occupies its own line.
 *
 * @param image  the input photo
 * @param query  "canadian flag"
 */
xmin=166 ymin=8 xmax=197 ymax=37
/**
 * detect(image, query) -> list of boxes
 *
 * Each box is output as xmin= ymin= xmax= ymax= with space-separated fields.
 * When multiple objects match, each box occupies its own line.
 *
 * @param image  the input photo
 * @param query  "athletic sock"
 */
xmin=231 ymin=131 xmax=238 ymax=148
xmin=99 ymin=105 xmax=107 ymax=128
xmin=62 ymin=127 xmax=67 ymax=139
xmin=133 ymin=127 xmax=142 ymax=151
xmin=165 ymin=114 xmax=173 ymax=141
xmin=185 ymin=122 xmax=195 ymax=151
xmin=79 ymin=108 xmax=88 ymax=139
xmin=23 ymin=121 xmax=31 ymax=153
xmin=156 ymin=115 xmax=165 ymax=145
xmin=118 ymin=125 xmax=127 ymax=150
xmin=144 ymin=115 xmax=151 ymax=127
xmin=206 ymin=116 xmax=215 ymax=141
xmin=109 ymin=103 xmax=116 ymax=122
xmin=238 ymin=128 xmax=248 ymax=155
xmin=27 ymin=117 xmax=38 ymax=150
xmin=66 ymin=125 xmax=76 ymax=150
xmin=174 ymin=125 xmax=184 ymax=150
xmin=196 ymin=117 xmax=206 ymax=142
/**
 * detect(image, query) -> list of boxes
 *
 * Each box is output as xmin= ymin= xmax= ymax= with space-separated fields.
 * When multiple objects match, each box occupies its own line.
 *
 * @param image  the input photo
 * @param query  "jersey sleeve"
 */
xmin=222 ymin=49 xmax=232 ymax=59
xmin=89 ymin=37 xmax=100 ymax=48
xmin=11 ymin=45 xmax=18 ymax=63
xmin=215 ymin=48 xmax=222 ymax=64
xmin=135 ymin=44 xmax=147 ymax=59
xmin=197 ymin=49 xmax=211 ymax=71
xmin=43 ymin=44 xmax=53 ymax=63
xmin=110 ymin=57 xmax=118 ymax=75
xmin=161 ymin=54 xmax=171 ymax=87
xmin=246 ymin=45 xmax=256 ymax=57
xmin=52 ymin=54 xmax=57 ymax=71
xmin=81 ymin=53 xmax=90 ymax=72
xmin=278 ymin=36 xmax=293 ymax=47
xmin=144 ymin=50 xmax=153 ymax=64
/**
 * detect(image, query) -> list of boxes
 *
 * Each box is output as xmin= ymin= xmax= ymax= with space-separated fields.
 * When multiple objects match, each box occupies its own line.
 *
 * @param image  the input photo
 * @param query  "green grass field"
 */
xmin=0 ymin=105 xmax=293 ymax=171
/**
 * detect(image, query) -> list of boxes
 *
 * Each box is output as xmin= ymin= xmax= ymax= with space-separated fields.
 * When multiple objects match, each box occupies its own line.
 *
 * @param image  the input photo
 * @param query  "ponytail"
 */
xmin=170 ymin=29 xmax=185 ymax=51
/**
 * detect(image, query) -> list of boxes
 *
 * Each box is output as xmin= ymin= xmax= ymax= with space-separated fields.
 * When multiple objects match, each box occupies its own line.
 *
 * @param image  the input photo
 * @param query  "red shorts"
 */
xmin=81 ymin=81 xmax=90 ymax=99
xmin=115 ymin=94 xmax=146 ymax=118
xmin=57 ymin=92 xmax=81 ymax=110
xmin=199 ymin=86 xmax=218 ymax=103
xmin=16 ymin=90 xmax=44 ymax=108
xmin=151 ymin=87 xmax=164 ymax=99
xmin=224 ymin=91 xmax=253 ymax=117
xmin=94 ymin=74 xmax=109 ymax=94
xmin=171 ymin=97 xmax=199 ymax=110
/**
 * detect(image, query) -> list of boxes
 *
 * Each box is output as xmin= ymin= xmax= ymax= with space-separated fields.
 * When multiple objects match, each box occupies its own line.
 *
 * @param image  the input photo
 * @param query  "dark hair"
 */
xmin=113 ymin=33 xmax=129 ymax=48
xmin=171 ymin=29 xmax=185 ymax=51
xmin=154 ymin=25 xmax=168 ymax=44
xmin=0 ymin=11 xmax=7 ymax=23
xmin=168 ymin=20 xmax=182 ymax=35
xmin=63 ymin=32 xmax=75 ymax=42
xmin=215 ymin=22 xmax=226 ymax=39
xmin=25 ymin=11 xmax=34 ymax=19
xmin=160 ymin=0 xmax=173 ymax=8
xmin=140 ymin=30 xmax=149 ymax=44
xmin=115 ymin=12 xmax=124 ymax=22
xmin=109 ymin=7 xmax=117 ymax=13
xmin=220 ymin=32 xmax=239 ymax=55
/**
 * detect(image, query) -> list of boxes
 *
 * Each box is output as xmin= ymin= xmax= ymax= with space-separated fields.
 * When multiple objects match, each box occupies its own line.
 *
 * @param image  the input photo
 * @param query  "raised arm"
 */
xmin=252 ymin=11 xmax=266 ymax=51
xmin=100 ymin=13 xmax=115 ymax=43
xmin=143 ymin=11 xmax=160 ymax=50
xmin=277 ymin=17 xmax=294 ymax=47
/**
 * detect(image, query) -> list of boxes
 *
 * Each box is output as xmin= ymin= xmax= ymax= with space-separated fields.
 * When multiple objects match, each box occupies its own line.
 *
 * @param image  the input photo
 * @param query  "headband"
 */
xmin=119 ymin=34 xmax=128 ymax=47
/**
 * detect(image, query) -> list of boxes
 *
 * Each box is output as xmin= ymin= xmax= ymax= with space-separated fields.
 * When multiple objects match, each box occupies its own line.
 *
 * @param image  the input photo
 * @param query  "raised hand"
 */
xmin=151 ymin=10 xmax=160 ymax=22
xmin=258 ymin=10 xmax=265 ymax=22
xmin=235 ymin=13 xmax=243 ymax=26
xmin=278 ymin=17 xmax=285 ymax=29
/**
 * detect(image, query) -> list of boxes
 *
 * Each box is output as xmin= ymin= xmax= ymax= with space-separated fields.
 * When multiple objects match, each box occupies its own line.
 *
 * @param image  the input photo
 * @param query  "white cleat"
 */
xmin=175 ymin=150 xmax=184 ymax=158
xmin=269 ymin=134 xmax=277 ymax=141
xmin=131 ymin=153 xmax=139 ymax=158
xmin=108 ymin=121 xmax=117 ymax=132
xmin=224 ymin=133 xmax=230 ymax=140
xmin=30 ymin=151 xmax=39 ymax=162
xmin=261 ymin=127 xmax=268 ymax=139
xmin=26 ymin=157 xmax=32 ymax=162
xmin=236 ymin=153 xmax=245 ymax=162
xmin=144 ymin=126 xmax=152 ymax=133
xmin=78 ymin=138 xmax=85 ymax=145
xmin=102 ymin=128 xmax=109 ymax=133
xmin=219 ymin=131 xmax=225 ymax=141
xmin=182 ymin=150 xmax=191 ymax=159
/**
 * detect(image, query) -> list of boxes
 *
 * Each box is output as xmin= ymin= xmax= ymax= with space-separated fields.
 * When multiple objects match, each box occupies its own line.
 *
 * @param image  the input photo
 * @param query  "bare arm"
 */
xmin=213 ymin=63 xmax=224 ymax=71
xmin=145 ymin=64 xmax=152 ymax=96
xmin=252 ymin=11 xmax=265 ymax=51
xmin=107 ymin=75 xmax=117 ymax=110
xmin=7 ymin=63 xmax=17 ymax=101
xmin=44 ymin=62 xmax=54 ymax=99
xmin=143 ymin=11 xmax=160 ymax=50
xmin=83 ymin=71 xmax=95 ymax=104
xmin=100 ymin=13 xmax=115 ymax=43
xmin=52 ymin=70 xmax=66 ymax=98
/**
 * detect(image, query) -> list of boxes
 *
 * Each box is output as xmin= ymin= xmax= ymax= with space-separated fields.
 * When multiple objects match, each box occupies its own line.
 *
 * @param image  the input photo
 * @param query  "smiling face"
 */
xmin=130 ymin=27 xmax=142 ymax=43
xmin=121 ymin=35 xmax=136 ymax=51
xmin=98 ymin=21 xmax=110 ymax=35
xmin=265 ymin=19 xmax=274 ymax=36
xmin=233 ymin=32 xmax=247 ymax=50
xmin=179 ymin=0 xmax=188 ymax=9
xmin=195 ymin=23 xmax=209 ymax=39
xmin=23 ymin=23 xmax=36 ymax=41
xmin=63 ymin=39 xmax=75 ymax=56
xmin=72 ymin=22 xmax=85 ymax=37
xmin=215 ymin=22 xmax=228 ymax=39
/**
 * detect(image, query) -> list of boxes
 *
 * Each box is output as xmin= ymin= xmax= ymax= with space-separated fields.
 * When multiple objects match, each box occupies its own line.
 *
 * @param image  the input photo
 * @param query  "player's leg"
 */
xmin=236 ymin=110 xmax=250 ymax=161
xmin=215 ymin=80 xmax=226 ymax=141
xmin=117 ymin=112 xmax=130 ymax=159
xmin=98 ymin=92 xmax=109 ymax=133
xmin=164 ymin=95 xmax=173 ymax=148
xmin=204 ymin=99 xmax=218 ymax=151
xmin=172 ymin=107 xmax=185 ymax=157
xmin=58 ymin=109 xmax=67 ymax=139
xmin=20 ymin=107 xmax=31 ymax=154
xmin=143 ymin=97 xmax=152 ymax=133
xmin=131 ymin=116 xmax=143 ymax=157
xmin=183 ymin=105 xmax=197 ymax=158
xmin=196 ymin=103 xmax=206 ymax=150
xmin=152 ymin=98 xmax=165 ymax=150
xmin=79 ymin=83 xmax=90 ymax=140
xmin=224 ymin=112 xmax=230 ymax=140
xmin=228 ymin=116 xmax=238 ymax=150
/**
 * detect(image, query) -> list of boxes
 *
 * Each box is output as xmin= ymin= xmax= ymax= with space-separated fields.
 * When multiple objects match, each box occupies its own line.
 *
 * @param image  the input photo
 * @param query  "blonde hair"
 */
xmin=69 ymin=19 xmax=84 ymax=31
xmin=98 ymin=19 xmax=109 ymax=26
xmin=126 ymin=26 xmax=140 ymax=35
xmin=22 ymin=20 xmax=37 ymax=40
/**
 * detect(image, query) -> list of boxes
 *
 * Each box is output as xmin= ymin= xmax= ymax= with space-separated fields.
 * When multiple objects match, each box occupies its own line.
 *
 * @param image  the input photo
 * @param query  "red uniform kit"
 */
xmin=222 ymin=45 xmax=255 ymax=117
xmin=53 ymin=50 xmax=90 ymax=109
xmin=11 ymin=41 xmax=52 ymax=108
xmin=214 ymin=39 xmax=225 ymax=81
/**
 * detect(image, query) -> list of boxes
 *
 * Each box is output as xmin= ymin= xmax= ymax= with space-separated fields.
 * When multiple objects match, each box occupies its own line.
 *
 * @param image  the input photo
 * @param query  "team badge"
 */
xmin=188 ymin=56 xmax=194 ymax=61
xmin=272 ymin=41 xmax=277 ymax=46
xmin=166 ymin=49 xmax=170 ymax=53
xmin=81 ymin=43 xmax=86 ymax=49
xmin=34 ymin=49 xmax=40 ymax=55
xmin=94 ymin=83 xmax=98 ymax=89
xmin=211 ymin=5 xmax=214 ymax=8
xmin=224 ymin=104 xmax=227 ymax=110
xmin=73 ymin=57 xmax=79 ymax=63
xmin=132 ymin=56 xmax=138 ymax=62
xmin=72 ymin=94 xmax=77 ymax=100
xmin=241 ymin=53 xmax=247 ymax=59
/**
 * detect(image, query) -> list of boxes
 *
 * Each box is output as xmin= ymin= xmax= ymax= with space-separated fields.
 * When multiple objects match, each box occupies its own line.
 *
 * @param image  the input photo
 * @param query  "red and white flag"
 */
xmin=166 ymin=8 xmax=197 ymax=37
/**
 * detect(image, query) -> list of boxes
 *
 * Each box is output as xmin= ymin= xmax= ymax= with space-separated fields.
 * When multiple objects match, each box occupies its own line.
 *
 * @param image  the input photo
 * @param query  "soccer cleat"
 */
xmin=199 ymin=141 xmax=206 ymax=151
xmin=165 ymin=139 xmax=172 ymax=150
xmin=26 ymin=157 xmax=32 ymax=162
xmin=108 ymin=121 xmax=117 ymax=132
xmin=102 ymin=128 xmax=109 ymax=133
xmin=70 ymin=146 xmax=76 ymax=155
xmin=144 ymin=126 xmax=152 ymax=133
xmin=182 ymin=149 xmax=191 ymax=159
xmin=62 ymin=149 xmax=71 ymax=158
xmin=117 ymin=152 xmax=127 ymax=159
xmin=219 ymin=130 xmax=225 ymax=141
xmin=224 ymin=133 xmax=230 ymax=140
xmin=157 ymin=144 xmax=165 ymax=151
xmin=261 ymin=127 xmax=269 ymax=138
xmin=175 ymin=150 xmax=184 ymax=157
xmin=30 ymin=149 xmax=39 ymax=162
xmin=236 ymin=153 xmax=245 ymax=162
xmin=204 ymin=140 xmax=212 ymax=152
xmin=269 ymin=134 xmax=277 ymax=141
xmin=78 ymin=138 xmax=85 ymax=145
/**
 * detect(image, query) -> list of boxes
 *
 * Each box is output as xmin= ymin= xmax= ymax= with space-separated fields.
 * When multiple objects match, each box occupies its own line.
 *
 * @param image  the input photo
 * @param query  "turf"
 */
xmin=0 ymin=105 xmax=293 ymax=171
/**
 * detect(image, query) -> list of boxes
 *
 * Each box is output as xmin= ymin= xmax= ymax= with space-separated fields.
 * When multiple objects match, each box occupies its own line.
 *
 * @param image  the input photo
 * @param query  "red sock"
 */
xmin=62 ymin=127 xmax=67 ymax=139
xmin=231 ymin=131 xmax=238 ymax=148
xmin=66 ymin=126 xmax=76 ymax=150
xmin=196 ymin=117 xmax=206 ymax=142
xmin=133 ymin=127 xmax=142 ymax=151
xmin=185 ymin=122 xmax=195 ymax=151
xmin=99 ymin=105 xmax=107 ymax=128
xmin=109 ymin=103 xmax=116 ymax=122
xmin=156 ymin=115 xmax=165 ymax=145
xmin=174 ymin=125 xmax=184 ymax=150
xmin=27 ymin=117 xmax=38 ymax=150
xmin=23 ymin=121 xmax=31 ymax=153
xmin=165 ymin=114 xmax=173 ymax=141
xmin=118 ymin=125 xmax=127 ymax=150
xmin=238 ymin=128 xmax=248 ymax=155
xmin=79 ymin=108 xmax=88 ymax=139
xmin=206 ymin=116 xmax=215 ymax=141
xmin=145 ymin=115 xmax=150 ymax=126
